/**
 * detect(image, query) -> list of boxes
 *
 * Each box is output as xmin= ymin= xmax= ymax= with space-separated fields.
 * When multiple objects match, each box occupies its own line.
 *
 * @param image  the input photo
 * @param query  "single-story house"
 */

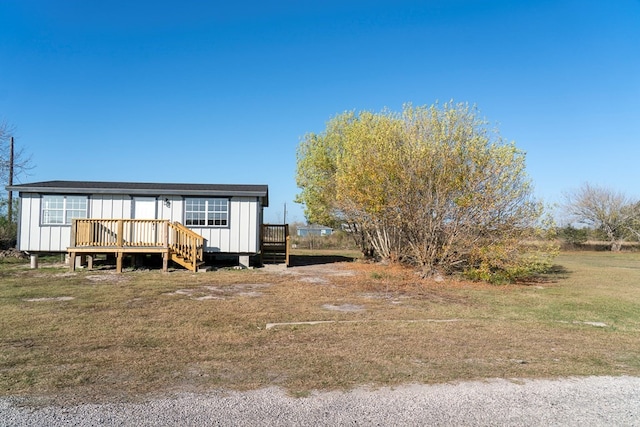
xmin=6 ymin=180 xmax=277 ymax=271
xmin=297 ymin=224 xmax=333 ymax=237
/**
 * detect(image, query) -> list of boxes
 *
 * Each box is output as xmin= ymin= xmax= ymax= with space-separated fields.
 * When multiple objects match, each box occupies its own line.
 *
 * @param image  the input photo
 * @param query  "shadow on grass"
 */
xmin=518 ymin=264 xmax=572 ymax=285
xmin=546 ymin=264 xmax=571 ymax=276
xmin=288 ymin=254 xmax=356 ymax=267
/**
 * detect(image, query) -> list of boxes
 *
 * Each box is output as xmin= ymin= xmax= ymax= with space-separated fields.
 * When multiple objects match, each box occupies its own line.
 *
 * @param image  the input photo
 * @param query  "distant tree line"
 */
xmin=561 ymin=183 xmax=640 ymax=251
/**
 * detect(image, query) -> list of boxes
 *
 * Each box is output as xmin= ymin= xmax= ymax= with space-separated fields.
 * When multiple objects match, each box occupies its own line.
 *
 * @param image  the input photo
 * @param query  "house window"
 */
xmin=185 ymin=198 xmax=228 ymax=227
xmin=41 ymin=195 xmax=88 ymax=225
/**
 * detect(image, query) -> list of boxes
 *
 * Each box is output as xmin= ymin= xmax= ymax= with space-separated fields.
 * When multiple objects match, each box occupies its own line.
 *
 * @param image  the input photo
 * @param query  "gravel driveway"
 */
xmin=2 ymin=376 xmax=639 ymax=426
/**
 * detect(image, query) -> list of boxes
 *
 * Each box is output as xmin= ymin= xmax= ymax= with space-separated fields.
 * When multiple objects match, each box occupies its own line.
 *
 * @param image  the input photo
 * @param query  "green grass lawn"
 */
xmin=0 ymin=251 xmax=638 ymax=403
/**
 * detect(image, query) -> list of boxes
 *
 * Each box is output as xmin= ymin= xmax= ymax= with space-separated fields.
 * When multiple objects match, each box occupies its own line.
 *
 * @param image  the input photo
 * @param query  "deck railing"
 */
xmin=168 ymin=221 xmax=204 ymax=269
xmin=73 ymin=219 xmax=169 ymax=247
xmin=70 ymin=219 xmax=204 ymax=271
xmin=261 ymin=224 xmax=290 ymax=266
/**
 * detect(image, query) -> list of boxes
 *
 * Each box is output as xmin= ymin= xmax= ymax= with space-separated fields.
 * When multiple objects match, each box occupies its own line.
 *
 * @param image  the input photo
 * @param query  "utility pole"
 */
xmin=7 ymin=136 xmax=13 ymax=224
xmin=283 ymin=202 xmax=287 ymax=224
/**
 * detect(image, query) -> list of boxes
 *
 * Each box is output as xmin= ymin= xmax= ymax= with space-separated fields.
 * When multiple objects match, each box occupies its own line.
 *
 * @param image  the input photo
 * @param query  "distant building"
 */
xmin=296 ymin=224 xmax=333 ymax=237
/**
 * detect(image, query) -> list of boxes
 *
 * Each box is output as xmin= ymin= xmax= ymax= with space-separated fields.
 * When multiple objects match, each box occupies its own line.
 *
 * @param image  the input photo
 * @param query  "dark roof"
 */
xmin=7 ymin=180 xmax=269 ymax=206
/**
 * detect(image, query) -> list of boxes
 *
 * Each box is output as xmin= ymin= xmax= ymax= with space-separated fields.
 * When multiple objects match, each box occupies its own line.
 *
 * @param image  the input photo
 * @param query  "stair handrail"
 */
xmin=168 ymin=221 xmax=204 ymax=270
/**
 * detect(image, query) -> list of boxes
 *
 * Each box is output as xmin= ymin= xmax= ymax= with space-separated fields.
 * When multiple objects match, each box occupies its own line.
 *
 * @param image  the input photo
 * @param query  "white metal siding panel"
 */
xmin=39 ymin=225 xmax=67 ymax=252
xmin=228 ymin=200 xmax=242 ymax=253
xmin=193 ymin=226 xmax=227 ymax=253
xmin=237 ymin=199 xmax=259 ymax=253
xmin=123 ymin=198 xmax=132 ymax=219
xmin=90 ymin=195 xmax=129 ymax=219
xmin=19 ymin=193 xmax=131 ymax=253
xmin=158 ymin=197 xmax=182 ymax=221
xmin=205 ymin=227 xmax=223 ymax=252
xmin=238 ymin=200 xmax=250 ymax=252
xmin=186 ymin=198 xmax=259 ymax=253
xmin=28 ymin=195 xmax=67 ymax=252
xmin=118 ymin=197 xmax=129 ymax=218
xmin=249 ymin=199 xmax=259 ymax=252
xmin=26 ymin=195 xmax=38 ymax=252
xmin=20 ymin=194 xmax=39 ymax=252
xmin=219 ymin=227 xmax=231 ymax=252
xmin=38 ymin=225 xmax=50 ymax=251
xmin=58 ymin=226 xmax=71 ymax=250
xmin=228 ymin=198 xmax=259 ymax=253
xmin=16 ymin=194 xmax=31 ymax=251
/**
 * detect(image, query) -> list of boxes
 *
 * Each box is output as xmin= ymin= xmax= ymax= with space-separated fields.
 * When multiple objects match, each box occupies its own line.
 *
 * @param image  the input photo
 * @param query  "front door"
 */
xmin=133 ymin=197 xmax=157 ymax=219
xmin=132 ymin=197 xmax=159 ymax=245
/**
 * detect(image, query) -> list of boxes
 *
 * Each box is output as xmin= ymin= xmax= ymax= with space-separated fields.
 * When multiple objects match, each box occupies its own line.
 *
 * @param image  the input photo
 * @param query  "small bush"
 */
xmin=0 ymin=216 xmax=17 ymax=249
xmin=558 ymin=225 xmax=588 ymax=248
xmin=464 ymin=242 xmax=558 ymax=284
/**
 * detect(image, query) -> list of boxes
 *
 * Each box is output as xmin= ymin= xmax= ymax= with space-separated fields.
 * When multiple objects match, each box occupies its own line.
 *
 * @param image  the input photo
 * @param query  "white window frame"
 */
xmin=41 ymin=195 xmax=88 ymax=225
xmin=184 ymin=198 xmax=229 ymax=227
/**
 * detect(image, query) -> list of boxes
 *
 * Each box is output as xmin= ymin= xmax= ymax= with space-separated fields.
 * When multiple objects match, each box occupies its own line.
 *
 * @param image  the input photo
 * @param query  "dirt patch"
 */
xmin=322 ymin=303 xmax=365 ymax=312
xmin=264 ymin=263 xmax=357 ymax=287
xmin=31 ymin=272 xmax=77 ymax=278
xmin=558 ymin=320 xmax=609 ymax=328
xmin=23 ymin=296 xmax=74 ymax=302
xmin=164 ymin=283 xmax=273 ymax=300
xmin=86 ymin=274 xmax=129 ymax=284
xmin=299 ymin=277 xmax=330 ymax=285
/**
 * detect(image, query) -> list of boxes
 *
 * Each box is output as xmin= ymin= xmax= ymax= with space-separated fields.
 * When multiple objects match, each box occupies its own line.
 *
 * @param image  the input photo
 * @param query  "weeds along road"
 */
xmin=1 ymin=376 xmax=639 ymax=426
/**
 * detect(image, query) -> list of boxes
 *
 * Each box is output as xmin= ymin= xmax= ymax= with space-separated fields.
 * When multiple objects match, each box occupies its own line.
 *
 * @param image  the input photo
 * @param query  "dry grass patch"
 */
xmin=0 ymin=252 xmax=639 ymax=403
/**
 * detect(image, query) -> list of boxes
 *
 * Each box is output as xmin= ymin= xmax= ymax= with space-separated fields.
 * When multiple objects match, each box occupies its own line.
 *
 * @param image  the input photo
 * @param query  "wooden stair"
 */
xmin=261 ymin=224 xmax=290 ymax=266
xmin=170 ymin=252 xmax=206 ymax=272
xmin=168 ymin=221 xmax=205 ymax=272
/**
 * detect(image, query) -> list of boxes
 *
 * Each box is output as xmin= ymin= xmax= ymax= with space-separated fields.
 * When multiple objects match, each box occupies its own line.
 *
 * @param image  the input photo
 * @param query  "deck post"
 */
xmin=164 ymin=221 xmax=169 ymax=248
xmin=192 ymin=240 xmax=197 ymax=271
xmin=69 ymin=252 xmax=76 ymax=272
xmin=87 ymin=254 xmax=94 ymax=270
xmin=116 ymin=252 xmax=123 ymax=273
xmin=162 ymin=251 xmax=168 ymax=272
xmin=70 ymin=220 xmax=77 ymax=248
xmin=116 ymin=220 xmax=124 ymax=247
xmin=285 ymin=234 xmax=291 ymax=267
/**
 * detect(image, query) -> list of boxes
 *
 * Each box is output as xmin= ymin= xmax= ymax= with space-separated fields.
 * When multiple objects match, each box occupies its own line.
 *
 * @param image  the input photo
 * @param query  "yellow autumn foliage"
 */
xmin=296 ymin=102 xmax=557 ymax=281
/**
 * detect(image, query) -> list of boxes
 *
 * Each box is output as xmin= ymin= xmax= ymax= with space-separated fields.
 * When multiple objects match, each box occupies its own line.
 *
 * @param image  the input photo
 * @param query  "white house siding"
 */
xmin=16 ymin=193 xmax=262 ymax=255
xmin=157 ymin=196 xmax=183 ymax=222
xmin=17 ymin=193 xmax=70 ymax=252
xmin=90 ymin=195 xmax=131 ymax=219
xmin=189 ymin=197 xmax=260 ymax=254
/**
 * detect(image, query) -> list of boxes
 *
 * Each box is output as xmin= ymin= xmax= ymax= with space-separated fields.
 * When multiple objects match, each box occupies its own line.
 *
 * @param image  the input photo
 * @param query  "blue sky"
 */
xmin=1 ymin=0 xmax=638 ymax=224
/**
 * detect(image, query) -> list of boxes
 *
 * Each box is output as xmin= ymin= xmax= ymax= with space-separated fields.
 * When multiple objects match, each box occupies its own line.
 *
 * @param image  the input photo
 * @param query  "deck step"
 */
xmin=261 ymin=250 xmax=288 ymax=265
xmin=169 ymin=252 xmax=205 ymax=272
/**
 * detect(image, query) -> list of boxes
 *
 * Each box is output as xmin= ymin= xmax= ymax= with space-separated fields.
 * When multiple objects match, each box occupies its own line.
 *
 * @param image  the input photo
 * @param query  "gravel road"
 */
xmin=1 ymin=376 xmax=639 ymax=426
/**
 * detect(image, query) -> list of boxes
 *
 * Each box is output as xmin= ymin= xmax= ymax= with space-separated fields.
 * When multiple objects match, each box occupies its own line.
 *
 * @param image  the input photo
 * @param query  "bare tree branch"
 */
xmin=0 ymin=121 xmax=34 ymax=184
xmin=563 ymin=183 xmax=640 ymax=251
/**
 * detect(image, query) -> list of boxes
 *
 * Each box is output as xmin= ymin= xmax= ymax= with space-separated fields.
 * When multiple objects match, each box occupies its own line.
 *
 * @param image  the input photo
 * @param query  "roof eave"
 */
xmin=6 ymin=185 xmax=269 ymax=205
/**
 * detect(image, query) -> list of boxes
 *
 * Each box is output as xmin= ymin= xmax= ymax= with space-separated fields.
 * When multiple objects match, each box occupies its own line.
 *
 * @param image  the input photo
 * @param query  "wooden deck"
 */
xmin=68 ymin=219 xmax=204 ymax=272
xmin=68 ymin=220 xmax=290 ymax=272
xmin=261 ymin=224 xmax=290 ymax=267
